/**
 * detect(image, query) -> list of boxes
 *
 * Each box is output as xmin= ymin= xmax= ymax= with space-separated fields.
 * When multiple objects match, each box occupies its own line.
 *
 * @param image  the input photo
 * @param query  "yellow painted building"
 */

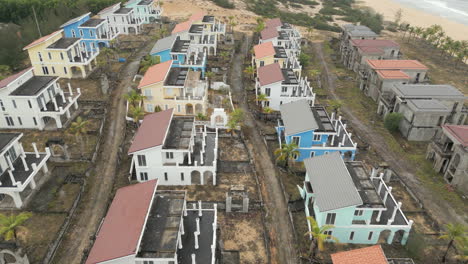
xmin=138 ymin=61 xmax=207 ymax=115
xmin=23 ymin=30 xmax=98 ymax=79
xmin=252 ymin=41 xmax=287 ymax=69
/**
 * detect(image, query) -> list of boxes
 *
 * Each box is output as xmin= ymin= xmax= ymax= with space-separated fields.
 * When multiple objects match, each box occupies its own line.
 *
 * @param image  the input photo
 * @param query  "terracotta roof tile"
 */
xmin=0 ymin=68 xmax=32 ymax=88
xmin=367 ymin=60 xmax=428 ymax=70
xmin=138 ymin=60 xmax=172 ymax=89
xmin=128 ymin=109 xmax=174 ymax=153
xmin=85 ymin=180 xmax=158 ymax=264
xmin=172 ymin=20 xmax=192 ymax=34
xmin=257 ymin=63 xmax=284 ymax=86
xmin=23 ymin=30 xmax=62 ymax=50
xmin=376 ymin=70 xmax=410 ymax=80
xmin=443 ymin=125 xmax=468 ymax=147
xmin=266 ymin=18 xmax=282 ymax=28
xmin=189 ymin=11 xmax=205 ymax=22
xmin=331 ymin=245 xmax=389 ymax=264
xmin=260 ymin=27 xmax=279 ymax=40
xmin=254 ymin=42 xmax=275 ymax=59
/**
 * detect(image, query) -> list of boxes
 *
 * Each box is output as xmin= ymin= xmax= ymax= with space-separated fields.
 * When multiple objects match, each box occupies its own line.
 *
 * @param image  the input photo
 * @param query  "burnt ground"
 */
xmin=230 ymin=35 xmax=298 ymax=264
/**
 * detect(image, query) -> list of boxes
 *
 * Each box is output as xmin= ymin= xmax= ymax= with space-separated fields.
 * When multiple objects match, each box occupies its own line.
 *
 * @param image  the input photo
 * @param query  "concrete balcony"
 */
xmin=69 ymin=50 xmax=99 ymax=65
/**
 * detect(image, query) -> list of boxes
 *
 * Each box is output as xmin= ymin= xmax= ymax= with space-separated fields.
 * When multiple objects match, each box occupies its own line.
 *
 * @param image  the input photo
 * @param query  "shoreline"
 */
xmin=357 ymin=0 xmax=468 ymax=41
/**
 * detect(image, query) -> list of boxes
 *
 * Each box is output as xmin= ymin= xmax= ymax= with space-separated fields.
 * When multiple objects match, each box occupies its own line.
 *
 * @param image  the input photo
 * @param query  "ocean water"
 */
xmin=393 ymin=0 xmax=468 ymax=26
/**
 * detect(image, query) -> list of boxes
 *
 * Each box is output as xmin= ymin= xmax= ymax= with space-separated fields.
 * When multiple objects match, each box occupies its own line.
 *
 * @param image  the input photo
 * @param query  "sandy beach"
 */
xmin=357 ymin=0 xmax=468 ymax=41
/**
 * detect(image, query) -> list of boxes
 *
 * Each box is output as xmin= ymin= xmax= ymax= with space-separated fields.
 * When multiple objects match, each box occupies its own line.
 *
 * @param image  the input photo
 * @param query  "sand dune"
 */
xmin=357 ymin=0 xmax=468 ymax=41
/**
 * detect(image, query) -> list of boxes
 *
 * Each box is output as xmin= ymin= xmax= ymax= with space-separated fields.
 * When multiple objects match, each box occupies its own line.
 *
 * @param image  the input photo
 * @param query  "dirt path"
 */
xmin=51 ymin=41 xmax=154 ymax=264
xmin=312 ymin=42 xmax=468 ymax=227
xmin=230 ymin=35 xmax=298 ymax=264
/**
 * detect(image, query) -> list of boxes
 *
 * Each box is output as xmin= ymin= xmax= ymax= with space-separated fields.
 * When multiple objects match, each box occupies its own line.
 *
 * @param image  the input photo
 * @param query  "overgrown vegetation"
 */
xmin=210 ymin=0 xmax=235 ymax=9
xmin=384 ymin=112 xmax=404 ymax=132
xmin=0 ymin=0 xmax=121 ymax=70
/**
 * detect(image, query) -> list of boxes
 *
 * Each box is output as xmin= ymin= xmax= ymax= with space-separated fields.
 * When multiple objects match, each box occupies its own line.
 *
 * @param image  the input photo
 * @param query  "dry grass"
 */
xmin=219 ymin=212 xmax=268 ymax=264
xmin=218 ymin=137 xmax=250 ymax=161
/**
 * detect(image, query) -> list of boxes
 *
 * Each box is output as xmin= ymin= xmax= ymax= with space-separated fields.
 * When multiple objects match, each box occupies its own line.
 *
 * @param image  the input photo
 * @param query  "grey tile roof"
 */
xmin=60 ymin=12 xmax=91 ymax=28
xmin=280 ymin=99 xmax=318 ymax=135
xmin=9 ymin=76 xmax=57 ymax=96
xmin=150 ymin=35 xmax=177 ymax=55
xmin=0 ymin=133 xmax=20 ymax=153
xmin=304 ymin=152 xmax=363 ymax=212
xmin=393 ymin=84 xmax=465 ymax=99
xmin=406 ymin=99 xmax=450 ymax=112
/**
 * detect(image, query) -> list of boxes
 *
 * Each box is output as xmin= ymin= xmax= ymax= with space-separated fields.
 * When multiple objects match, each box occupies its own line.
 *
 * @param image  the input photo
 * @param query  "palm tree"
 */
xmin=254 ymin=17 xmax=265 ymax=33
xmin=130 ymin=106 xmax=145 ymax=127
xmin=263 ymin=107 xmax=273 ymax=114
xmin=304 ymin=216 xmax=338 ymax=259
xmin=220 ymin=51 xmax=230 ymax=62
xmin=196 ymin=113 xmax=207 ymax=120
xmin=439 ymin=223 xmax=467 ymax=263
xmin=274 ymin=143 xmax=299 ymax=169
xmin=256 ymin=93 xmax=269 ymax=108
xmin=454 ymin=241 xmax=468 ymax=264
xmin=244 ymin=65 xmax=255 ymax=80
xmin=308 ymin=69 xmax=321 ymax=88
xmin=205 ymin=71 xmax=215 ymax=89
xmin=140 ymin=55 xmax=160 ymax=74
xmin=69 ymin=116 xmax=90 ymax=158
xmin=329 ymin=99 xmax=342 ymax=114
xmin=0 ymin=212 xmax=32 ymax=244
xmin=124 ymin=89 xmax=145 ymax=108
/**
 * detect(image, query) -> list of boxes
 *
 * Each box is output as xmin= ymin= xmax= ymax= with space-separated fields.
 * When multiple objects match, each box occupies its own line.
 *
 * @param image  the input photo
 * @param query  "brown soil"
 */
xmin=219 ymin=212 xmax=268 ymax=264
xmin=219 ymin=137 xmax=250 ymax=161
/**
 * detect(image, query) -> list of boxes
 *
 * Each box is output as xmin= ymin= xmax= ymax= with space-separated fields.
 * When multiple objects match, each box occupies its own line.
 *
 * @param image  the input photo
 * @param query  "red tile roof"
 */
xmin=443 ymin=125 xmax=468 ymax=147
xmin=331 ymin=245 xmax=389 ymax=264
xmin=254 ymin=42 xmax=275 ymax=59
xmin=260 ymin=27 xmax=279 ymax=40
xmin=359 ymin=46 xmax=384 ymax=54
xmin=85 ymin=180 xmax=158 ymax=264
xmin=0 ymin=67 xmax=32 ymax=89
xmin=189 ymin=12 xmax=205 ymax=22
xmin=351 ymin=39 xmax=399 ymax=48
xmin=172 ymin=20 xmax=192 ymax=34
xmin=138 ymin=60 xmax=172 ymax=89
xmin=265 ymin=18 xmax=282 ymax=28
xmin=367 ymin=60 xmax=428 ymax=70
xmin=128 ymin=109 xmax=173 ymax=153
xmin=23 ymin=30 xmax=62 ymax=50
xmin=257 ymin=63 xmax=284 ymax=86
xmin=376 ymin=70 xmax=410 ymax=80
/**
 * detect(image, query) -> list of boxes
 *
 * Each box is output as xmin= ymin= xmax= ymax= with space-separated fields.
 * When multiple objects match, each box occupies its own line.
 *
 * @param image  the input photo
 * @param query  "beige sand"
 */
xmin=357 ymin=0 xmax=468 ymax=41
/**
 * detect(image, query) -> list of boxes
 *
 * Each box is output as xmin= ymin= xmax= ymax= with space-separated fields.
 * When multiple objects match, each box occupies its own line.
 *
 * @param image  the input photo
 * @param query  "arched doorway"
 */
xmin=186 ymin=104 xmax=194 ymax=115
xmin=42 ymin=116 xmax=58 ymax=129
xmin=71 ymin=66 xmax=83 ymax=78
xmin=378 ymin=229 xmax=392 ymax=244
xmin=203 ymin=171 xmax=214 ymax=185
xmin=393 ymin=230 xmax=406 ymax=244
xmin=191 ymin=170 xmax=201 ymax=184
xmin=98 ymin=42 xmax=107 ymax=48
xmin=343 ymin=151 xmax=353 ymax=161
xmin=215 ymin=115 xmax=224 ymax=125
xmin=195 ymin=104 xmax=203 ymax=114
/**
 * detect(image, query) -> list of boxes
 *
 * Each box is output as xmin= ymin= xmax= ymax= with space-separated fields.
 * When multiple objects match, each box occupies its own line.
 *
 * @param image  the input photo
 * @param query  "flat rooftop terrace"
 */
xmin=10 ymin=76 xmax=57 ymax=96
xmin=202 ymin=15 xmax=214 ymax=23
xmin=163 ymin=117 xmax=194 ymax=150
xmin=281 ymin=69 xmax=298 ymax=85
xmin=164 ymin=67 xmax=189 ymax=86
xmin=137 ymin=191 xmax=185 ymax=259
xmin=189 ymin=24 xmax=204 ymax=34
xmin=347 ymin=163 xmax=384 ymax=209
xmin=171 ymin=38 xmax=190 ymax=53
xmin=274 ymin=46 xmax=287 ymax=58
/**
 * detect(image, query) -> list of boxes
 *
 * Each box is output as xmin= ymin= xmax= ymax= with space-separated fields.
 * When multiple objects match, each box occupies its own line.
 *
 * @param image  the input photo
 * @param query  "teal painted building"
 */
xmin=125 ymin=0 xmax=162 ymax=23
xmin=301 ymin=153 xmax=413 ymax=245
xmin=276 ymin=100 xmax=357 ymax=161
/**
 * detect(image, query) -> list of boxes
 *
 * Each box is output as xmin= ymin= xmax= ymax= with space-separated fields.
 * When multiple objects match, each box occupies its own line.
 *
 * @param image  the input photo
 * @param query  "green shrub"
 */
xmin=210 ymin=0 xmax=235 ymax=9
xmin=384 ymin=113 xmax=404 ymax=132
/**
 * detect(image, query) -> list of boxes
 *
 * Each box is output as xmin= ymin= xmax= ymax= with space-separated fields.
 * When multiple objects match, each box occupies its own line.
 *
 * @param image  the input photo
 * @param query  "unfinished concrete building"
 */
xmin=427 ymin=125 xmax=468 ymax=194
xmin=378 ymin=84 xmax=466 ymax=141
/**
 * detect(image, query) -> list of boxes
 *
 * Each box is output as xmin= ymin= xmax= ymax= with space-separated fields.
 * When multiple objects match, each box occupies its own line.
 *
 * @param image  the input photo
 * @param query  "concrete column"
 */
xmin=181 ymin=219 xmax=185 ymax=235
xmin=8 ymin=170 xmax=17 ymax=186
xmin=191 ymin=254 xmax=196 ymax=264
xmin=60 ymin=90 xmax=66 ymax=102
xmin=67 ymin=83 xmax=73 ymax=96
xmin=184 ymin=200 xmax=188 ymax=217
xmin=66 ymin=109 xmax=71 ymax=118
xmin=196 ymin=218 xmax=200 ymax=233
xmin=383 ymin=186 xmax=392 ymax=204
xmin=10 ymin=192 xmax=23 ymax=208
xmin=388 ymin=202 xmax=401 ymax=224
xmin=213 ymin=172 xmax=216 ymax=185
xmin=20 ymin=155 xmax=29 ymax=172
xmin=52 ymin=97 xmax=58 ymax=111
xmin=243 ymin=197 xmax=249 ymax=213
xmin=377 ymin=181 xmax=383 ymax=193
xmin=30 ymin=178 xmax=36 ymax=189
xmin=226 ymin=193 xmax=232 ymax=212
xmin=198 ymin=200 xmax=202 ymax=217
xmin=178 ymin=231 xmax=183 ymax=249
xmin=194 ymin=231 xmax=199 ymax=249
xmin=6 ymin=156 xmax=14 ymax=171
xmin=55 ymin=117 xmax=63 ymax=129
xmin=42 ymin=163 xmax=48 ymax=174
xmin=386 ymin=231 xmax=395 ymax=244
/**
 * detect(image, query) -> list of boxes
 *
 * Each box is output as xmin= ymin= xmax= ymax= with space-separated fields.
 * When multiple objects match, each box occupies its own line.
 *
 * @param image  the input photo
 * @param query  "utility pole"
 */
xmin=32 ymin=6 xmax=42 ymax=37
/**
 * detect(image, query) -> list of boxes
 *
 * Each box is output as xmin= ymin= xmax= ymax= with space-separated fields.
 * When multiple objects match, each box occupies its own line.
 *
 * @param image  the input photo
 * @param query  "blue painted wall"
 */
xmin=62 ymin=14 xmax=110 ymax=52
xmin=152 ymin=49 xmax=172 ymax=63
xmin=276 ymin=126 xmax=355 ymax=161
